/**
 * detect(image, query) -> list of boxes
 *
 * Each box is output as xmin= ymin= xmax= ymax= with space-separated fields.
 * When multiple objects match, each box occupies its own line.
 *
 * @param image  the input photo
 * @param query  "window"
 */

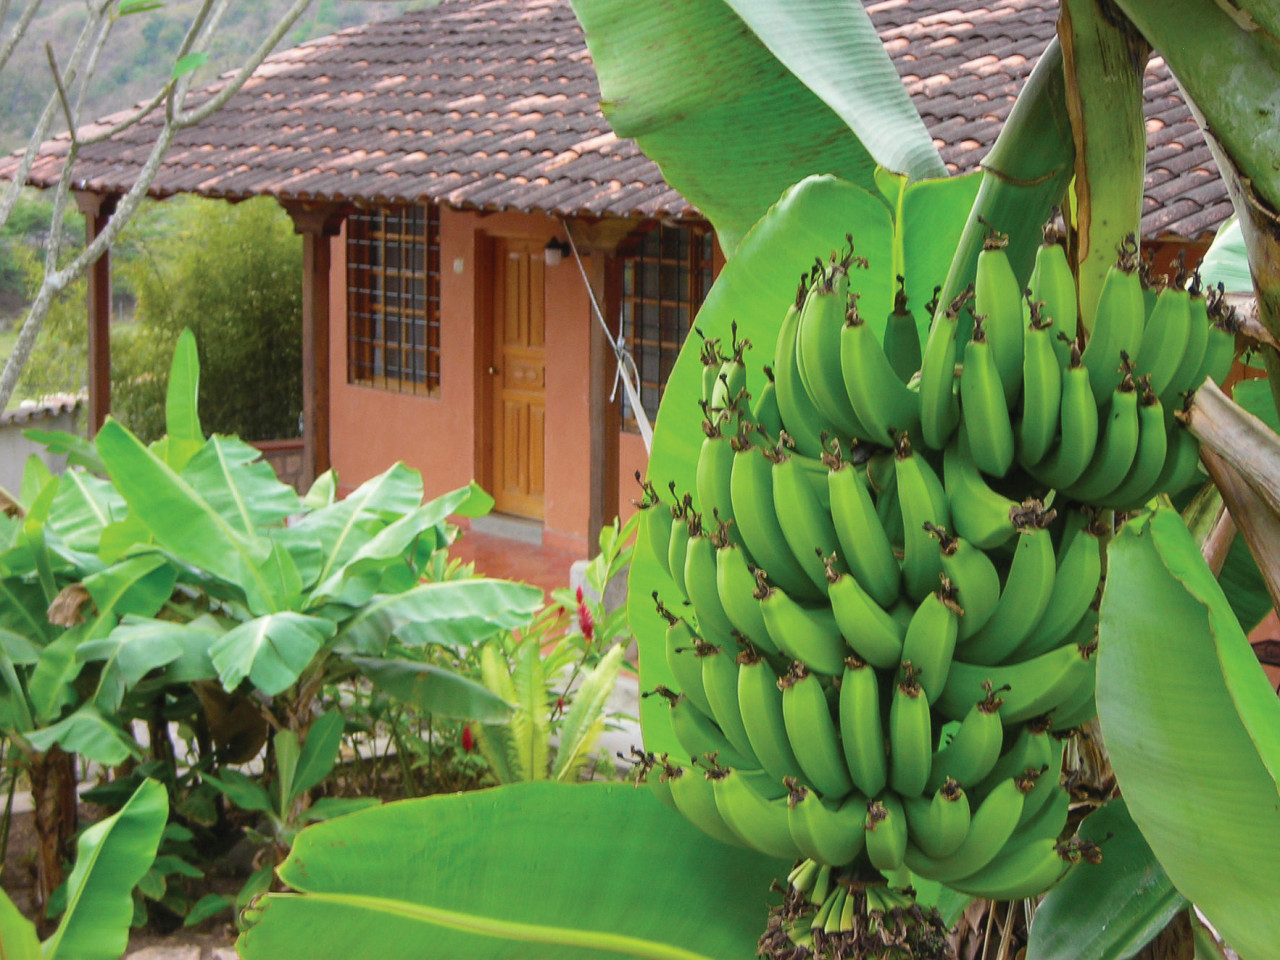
xmin=618 ymin=222 xmax=716 ymax=428
xmin=347 ymin=204 xmax=442 ymax=396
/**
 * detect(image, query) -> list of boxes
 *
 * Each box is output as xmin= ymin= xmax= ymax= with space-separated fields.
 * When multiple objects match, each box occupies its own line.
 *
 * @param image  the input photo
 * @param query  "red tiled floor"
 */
xmin=450 ymin=527 xmax=584 ymax=597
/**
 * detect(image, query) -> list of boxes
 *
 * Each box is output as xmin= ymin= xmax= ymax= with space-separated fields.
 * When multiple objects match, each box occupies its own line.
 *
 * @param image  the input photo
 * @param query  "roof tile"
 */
xmin=0 ymin=0 xmax=1229 ymax=236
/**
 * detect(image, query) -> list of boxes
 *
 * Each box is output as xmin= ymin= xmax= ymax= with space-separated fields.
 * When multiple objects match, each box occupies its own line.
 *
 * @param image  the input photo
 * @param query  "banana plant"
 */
xmin=0 ymin=779 xmax=168 ymax=960
xmin=234 ymin=2 xmax=1280 ymax=958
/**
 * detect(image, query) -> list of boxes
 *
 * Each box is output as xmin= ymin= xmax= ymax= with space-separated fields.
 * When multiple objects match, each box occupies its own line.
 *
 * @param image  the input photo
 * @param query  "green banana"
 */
xmin=780 ymin=661 xmax=854 ymax=799
xmin=1164 ymin=278 xmax=1209 ymax=404
xmin=773 ymin=277 xmax=829 ymax=458
xmin=865 ymin=793 xmax=909 ymax=872
xmin=698 ymin=641 xmax=759 ymax=764
xmin=1064 ymin=368 xmax=1140 ymax=503
xmin=894 ymin=433 xmax=950 ymax=601
xmin=1134 ymin=280 xmax=1191 ymax=399
xmin=1116 ymin=417 xmax=1201 ymax=511
xmin=925 ymin=684 xmax=1005 ymax=792
xmin=1023 ymin=345 xmax=1100 ymax=489
xmin=883 ymin=275 xmax=922 ymax=383
xmin=1195 ymin=287 xmax=1239 ymax=388
xmin=825 ymin=441 xmax=901 ymax=608
xmin=698 ymin=332 xmax=726 ymax=409
xmin=709 ymin=766 xmax=802 ymax=860
xmin=710 ymin=321 xmax=751 ymax=418
xmin=825 ymin=560 xmax=905 ymax=670
xmin=918 ymin=286 xmax=973 ymax=450
xmin=943 ymin=427 xmax=1019 ymax=550
xmin=1102 ymin=379 xmax=1168 ymax=509
xmin=797 ymin=249 xmax=869 ymax=440
xmin=1012 ymin=509 xmax=1103 ymax=659
xmin=656 ymin=598 xmax=713 ymax=717
xmin=959 ymin=500 xmax=1058 ymax=666
xmin=752 ymin=367 xmax=784 ymax=444
xmin=900 ymin=583 xmax=961 ymax=705
xmin=889 ymin=663 xmax=934 ymax=797
xmin=736 ymin=647 xmax=803 ymax=783
xmin=667 ymin=762 xmax=746 ymax=848
xmin=771 ymin=444 xmax=842 ymax=594
xmin=1019 ymin=301 xmax=1064 ymax=465
xmin=635 ymin=474 xmax=674 ymax=579
xmin=959 ymin=313 xmax=1016 ymax=477
xmin=926 ymin=523 xmax=1000 ymax=640
xmin=666 ymin=493 xmax=695 ymax=599
xmin=839 ymin=655 xmax=889 ymax=798
xmin=1029 ymin=225 xmax=1078 ymax=369
xmin=648 ymin=686 xmax=755 ymax=769
xmin=971 ymin=719 xmax=1054 ymax=799
xmin=694 ymin=414 xmax=741 ymax=547
xmin=787 ymin=780 xmax=868 ymax=867
xmin=1015 ymin=734 xmax=1067 ymax=829
xmin=947 ymin=836 xmax=1072 ymax=900
xmin=683 ymin=522 xmax=736 ymax=646
xmin=937 ymin=641 xmax=1095 ymax=725
xmin=841 ymin=293 xmax=921 ymax=446
xmin=974 ymin=224 xmax=1024 ymax=404
xmin=904 ymin=778 xmax=971 ymax=859
xmin=715 ymin=540 xmax=779 ymax=656
xmin=729 ymin=439 xmax=821 ymax=601
xmin=1080 ymin=237 xmax=1144 ymax=403
xmin=904 ymin=775 xmax=1029 ymax=883
xmin=757 ymin=576 xmax=848 ymax=676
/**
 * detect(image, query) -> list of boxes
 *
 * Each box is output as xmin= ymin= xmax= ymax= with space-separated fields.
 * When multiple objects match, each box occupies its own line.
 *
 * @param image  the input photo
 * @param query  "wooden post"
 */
xmin=584 ymin=247 xmax=621 ymax=555
xmin=283 ymin=203 xmax=344 ymax=489
xmin=76 ymin=192 xmax=118 ymax=435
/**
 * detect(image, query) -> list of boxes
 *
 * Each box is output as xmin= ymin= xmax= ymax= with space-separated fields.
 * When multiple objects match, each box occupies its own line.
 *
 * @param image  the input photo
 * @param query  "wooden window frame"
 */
xmin=617 ymin=221 xmax=716 ymax=430
xmin=346 ymin=203 xmax=442 ymax=396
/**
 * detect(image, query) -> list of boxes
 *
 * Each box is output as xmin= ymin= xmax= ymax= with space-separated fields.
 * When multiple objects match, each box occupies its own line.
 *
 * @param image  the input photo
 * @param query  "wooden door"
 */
xmin=489 ymin=237 xmax=546 ymax=519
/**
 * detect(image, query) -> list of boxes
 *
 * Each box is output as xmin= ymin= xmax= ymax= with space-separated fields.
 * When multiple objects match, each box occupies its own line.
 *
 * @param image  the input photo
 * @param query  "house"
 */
xmin=2 ymin=0 xmax=1234 ymax=558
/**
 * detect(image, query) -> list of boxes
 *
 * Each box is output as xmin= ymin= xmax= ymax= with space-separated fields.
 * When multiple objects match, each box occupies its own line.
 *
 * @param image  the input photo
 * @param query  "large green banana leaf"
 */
xmin=570 ymin=0 xmax=944 ymax=255
xmin=1097 ymin=507 xmax=1280 ymax=959
xmin=0 ymin=888 xmax=39 ymax=960
xmin=40 ymin=779 xmax=168 ymax=960
xmin=1027 ymin=799 xmax=1186 ymax=960
xmin=632 ymin=173 xmax=977 ymax=754
xmin=238 ymin=783 xmax=787 ymax=960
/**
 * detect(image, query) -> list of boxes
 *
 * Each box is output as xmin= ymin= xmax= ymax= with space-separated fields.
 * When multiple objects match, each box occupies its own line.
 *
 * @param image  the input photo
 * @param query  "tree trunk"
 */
xmin=28 ymin=746 xmax=78 ymax=915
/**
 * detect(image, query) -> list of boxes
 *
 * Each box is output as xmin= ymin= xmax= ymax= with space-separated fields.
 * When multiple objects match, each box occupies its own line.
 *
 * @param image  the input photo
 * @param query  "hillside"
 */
xmin=0 ymin=0 xmax=427 ymax=152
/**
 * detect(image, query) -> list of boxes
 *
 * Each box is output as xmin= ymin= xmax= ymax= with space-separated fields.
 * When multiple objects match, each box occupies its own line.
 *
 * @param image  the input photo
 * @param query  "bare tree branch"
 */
xmin=0 ymin=0 xmax=42 ymax=78
xmin=0 ymin=0 xmax=317 ymax=411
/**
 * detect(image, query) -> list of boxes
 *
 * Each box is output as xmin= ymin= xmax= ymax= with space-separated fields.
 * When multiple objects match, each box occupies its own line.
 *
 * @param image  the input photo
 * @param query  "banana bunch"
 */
xmin=634 ymin=227 xmax=1234 ymax=953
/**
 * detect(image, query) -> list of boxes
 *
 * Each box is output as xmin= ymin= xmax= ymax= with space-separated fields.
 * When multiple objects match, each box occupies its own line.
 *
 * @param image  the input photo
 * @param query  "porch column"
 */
xmin=283 ymin=202 xmax=345 ymax=489
xmin=76 ymin=192 xmax=118 ymax=435
xmin=584 ymin=245 xmax=621 ymax=554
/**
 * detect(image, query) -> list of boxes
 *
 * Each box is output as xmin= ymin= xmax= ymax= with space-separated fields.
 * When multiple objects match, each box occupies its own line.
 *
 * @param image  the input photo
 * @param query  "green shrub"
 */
xmin=115 ymin=195 xmax=303 ymax=441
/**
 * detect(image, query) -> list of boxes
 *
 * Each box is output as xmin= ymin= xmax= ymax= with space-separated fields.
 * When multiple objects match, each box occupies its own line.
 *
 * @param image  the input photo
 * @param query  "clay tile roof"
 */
xmin=0 ymin=0 xmax=1230 ymax=238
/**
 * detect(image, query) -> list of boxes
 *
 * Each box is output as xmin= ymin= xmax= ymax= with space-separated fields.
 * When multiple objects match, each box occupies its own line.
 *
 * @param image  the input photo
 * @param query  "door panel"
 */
xmin=490 ymin=237 xmax=547 ymax=520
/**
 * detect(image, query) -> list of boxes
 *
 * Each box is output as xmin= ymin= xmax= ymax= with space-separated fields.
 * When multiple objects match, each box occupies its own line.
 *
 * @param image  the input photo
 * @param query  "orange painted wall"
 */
xmin=327 ymin=206 xmax=597 ymax=556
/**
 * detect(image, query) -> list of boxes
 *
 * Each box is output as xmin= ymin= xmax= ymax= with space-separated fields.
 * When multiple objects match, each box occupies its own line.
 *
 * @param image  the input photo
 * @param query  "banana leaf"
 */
xmin=24 ymin=703 xmax=141 ymax=766
xmin=163 ymin=327 xmax=204 ymax=472
xmin=1027 ymin=798 xmax=1186 ymax=960
xmin=238 ymin=782 xmax=787 ymax=960
xmin=570 ymin=0 xmax=943 ymax=255
xmin=632 ymin=173 xmax=978 ymax=754
xmin=351 ymin=656 xmax=513 ymax=724
xmin=0 ymin=889 xmax=38 ymax=960
xmin=180 ymin=435 xmax=302 ymax=534
xmin=41 ymin=779 xmax=168 ymax=960
xmin=209 ymin=611 xmax=337 ymax=696
xmin=95 ymin=419 xmax=280 ymax=614
xmin=1097 ymin=506 xmax=1280 ymax=959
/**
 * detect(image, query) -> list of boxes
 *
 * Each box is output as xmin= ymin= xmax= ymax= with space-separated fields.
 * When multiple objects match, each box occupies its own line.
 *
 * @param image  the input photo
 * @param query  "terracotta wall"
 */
xmin=327 ymin=206 xmax=598 ymax=556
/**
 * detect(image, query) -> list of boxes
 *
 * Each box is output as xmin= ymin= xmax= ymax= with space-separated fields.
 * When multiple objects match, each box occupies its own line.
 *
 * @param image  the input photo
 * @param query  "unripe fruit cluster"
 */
xmin=638 ymin=227 xmax=1237 ymax=925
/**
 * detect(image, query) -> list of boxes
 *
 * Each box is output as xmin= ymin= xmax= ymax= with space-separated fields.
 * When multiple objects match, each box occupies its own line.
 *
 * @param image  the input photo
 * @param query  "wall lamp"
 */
xmin=544 ymin=237 xmax=571 ymax=267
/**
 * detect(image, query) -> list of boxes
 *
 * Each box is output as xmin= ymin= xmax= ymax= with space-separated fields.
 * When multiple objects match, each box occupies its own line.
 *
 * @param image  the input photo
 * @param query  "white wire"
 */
xmin=561 ymin=221 xmax=653 ymax=453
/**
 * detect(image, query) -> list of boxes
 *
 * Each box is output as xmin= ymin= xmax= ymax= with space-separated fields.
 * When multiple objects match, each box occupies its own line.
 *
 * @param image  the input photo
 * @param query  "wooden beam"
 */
xmin=76 ymin=192 xmax=118 ymax=435
xmin=282 ymin=202 xmax=345 ymax=490
xmin=584 ymin=242 xmax=621 ymax=555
